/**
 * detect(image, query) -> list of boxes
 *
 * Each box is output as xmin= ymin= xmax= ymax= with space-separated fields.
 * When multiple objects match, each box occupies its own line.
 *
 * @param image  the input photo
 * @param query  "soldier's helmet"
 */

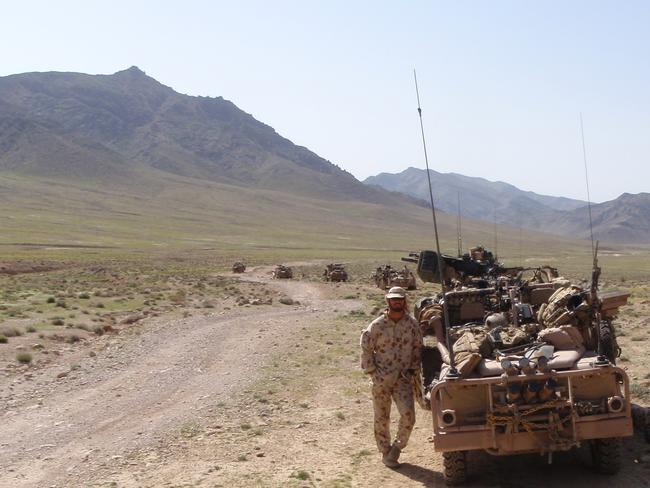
xmin=385 ymin=286 xmax=407 ymax=299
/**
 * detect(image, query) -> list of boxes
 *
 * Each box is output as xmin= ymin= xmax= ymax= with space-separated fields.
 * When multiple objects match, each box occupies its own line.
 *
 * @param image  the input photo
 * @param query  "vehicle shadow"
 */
xmin=397 ymin=432 xmax=648 ymax=487
xmin=397 ymin=463 xmax=446 ymax=487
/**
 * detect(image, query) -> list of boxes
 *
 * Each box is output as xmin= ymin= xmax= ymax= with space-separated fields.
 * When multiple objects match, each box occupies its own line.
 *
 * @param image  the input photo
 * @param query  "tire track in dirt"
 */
xmin=0 ymin=268 xmax=360 ymax=488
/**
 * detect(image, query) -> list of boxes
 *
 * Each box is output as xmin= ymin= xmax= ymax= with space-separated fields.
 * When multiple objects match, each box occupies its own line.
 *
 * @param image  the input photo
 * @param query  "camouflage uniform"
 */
xmin=360 ymin=311 xmax=422 ymax=454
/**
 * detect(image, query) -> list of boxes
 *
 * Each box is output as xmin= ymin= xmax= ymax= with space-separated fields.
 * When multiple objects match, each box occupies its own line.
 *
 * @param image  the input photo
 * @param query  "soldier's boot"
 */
xmin=382 ymin=444 xmax=401 ymax=469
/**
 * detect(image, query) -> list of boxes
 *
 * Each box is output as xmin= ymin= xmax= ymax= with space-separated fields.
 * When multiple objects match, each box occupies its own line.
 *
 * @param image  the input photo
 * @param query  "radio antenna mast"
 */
xmin=493 ymin=205 xmax=498 ymax=261
xmin=413 ymin=69 xmax=459 ymax=378
xmin=580 ymin=114 xmax=607 ymax=365
xmin=456 ymin=192 xmax=462 ymax=257
xmin=580 ymin=113 xmax=596 ymax=259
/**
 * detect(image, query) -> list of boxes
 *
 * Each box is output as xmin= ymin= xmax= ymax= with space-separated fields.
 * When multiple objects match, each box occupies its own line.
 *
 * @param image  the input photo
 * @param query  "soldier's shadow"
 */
xmin=397 ymin=463 xmax=446 ymax=487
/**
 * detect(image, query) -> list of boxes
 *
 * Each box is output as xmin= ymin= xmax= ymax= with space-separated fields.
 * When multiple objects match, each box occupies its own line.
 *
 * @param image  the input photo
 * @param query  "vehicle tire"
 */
xmin=591 ymin=437 xmax=622 ymax=474
xmin=443 ymin=451 xmax=467 ymax=485
xmin=599 ymin=320 xmax=619 ymax=364
xmin=645 ymin=423 xmax=650 ymax=444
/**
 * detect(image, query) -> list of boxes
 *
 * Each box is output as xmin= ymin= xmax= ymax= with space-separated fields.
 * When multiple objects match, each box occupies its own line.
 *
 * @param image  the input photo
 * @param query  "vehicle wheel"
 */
xmin=599 ymin=321 xmax=619 ymax=364
xmin=443 ymin=451 xmax=467 ymax=485
xmin=591 ymin=437 xmax=622 ymax=474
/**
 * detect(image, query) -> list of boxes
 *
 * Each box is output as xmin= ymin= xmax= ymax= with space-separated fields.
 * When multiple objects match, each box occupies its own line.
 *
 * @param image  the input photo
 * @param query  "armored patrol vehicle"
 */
xmin=324 ymin=263 xmax=348 ymax=282
xmin=232 ymin=262 xmax=246 ymax=273
xmin=272 ymin=264 xmax=293 ymax=279
xmin=405 ymin=248 xmax=632 ymax=485
xmin=372 ymin=265 xmax=417 ymax=291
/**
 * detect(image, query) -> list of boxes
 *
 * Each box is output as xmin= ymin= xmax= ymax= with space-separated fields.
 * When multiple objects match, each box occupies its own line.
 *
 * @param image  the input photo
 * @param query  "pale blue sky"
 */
xmin=1 ymin=1 xmax=648 ymax=202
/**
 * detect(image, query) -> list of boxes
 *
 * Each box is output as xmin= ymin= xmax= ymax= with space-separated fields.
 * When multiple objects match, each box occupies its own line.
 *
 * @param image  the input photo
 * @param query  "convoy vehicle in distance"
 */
xmin=324 ymin=263 xmax=348 ymax=282
xmin=272 ymin=264 xmax=293 ymax=279
xmin=232 ymin=262 xmax=246 ymax=273
xmin=372 ymin=264 xmax=417 ymax=290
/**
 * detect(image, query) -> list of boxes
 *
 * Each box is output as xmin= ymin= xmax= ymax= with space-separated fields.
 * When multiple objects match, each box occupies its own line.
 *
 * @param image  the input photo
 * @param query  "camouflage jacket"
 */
xmin=360 ymin=311 xmax=422 ymax=382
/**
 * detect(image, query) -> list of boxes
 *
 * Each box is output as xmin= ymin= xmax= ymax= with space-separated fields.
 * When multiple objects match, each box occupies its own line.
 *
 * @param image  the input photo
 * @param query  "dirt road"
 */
xmin=1 ymin=267 xmax=649 ymax=487
xmin=0 ymin=266 xmax=357 ymax=487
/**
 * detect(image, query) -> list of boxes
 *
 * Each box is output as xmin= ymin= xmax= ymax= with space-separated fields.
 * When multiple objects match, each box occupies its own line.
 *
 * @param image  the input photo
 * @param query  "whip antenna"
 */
xmin=580 ymin=114 xmax=607 ymax=364
xmin=413 ymin=69 xmax=459 ymax=378
xmin=580 ymin=113 xmax=596 ymax=258
xmin=456 ymin=192 xmax=462 ymax=257
xmin=493 ymin=205 xmax=498 ymax=261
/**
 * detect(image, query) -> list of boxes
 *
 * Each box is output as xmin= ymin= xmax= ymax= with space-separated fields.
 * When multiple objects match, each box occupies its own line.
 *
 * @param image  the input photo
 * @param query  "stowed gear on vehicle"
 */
xmin=403 ymin=246 xmax=632 ymax=485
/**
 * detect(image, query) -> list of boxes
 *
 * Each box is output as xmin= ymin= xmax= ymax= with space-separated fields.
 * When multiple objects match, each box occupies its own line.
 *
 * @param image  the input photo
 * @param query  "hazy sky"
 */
xmin=2 ymin=1 xmax=648 ymax=202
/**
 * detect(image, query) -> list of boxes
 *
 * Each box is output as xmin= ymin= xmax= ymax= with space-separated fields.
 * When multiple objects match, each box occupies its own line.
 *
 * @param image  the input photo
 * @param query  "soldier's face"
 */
xmin=388 ymin=298 xmax=405 ymax=312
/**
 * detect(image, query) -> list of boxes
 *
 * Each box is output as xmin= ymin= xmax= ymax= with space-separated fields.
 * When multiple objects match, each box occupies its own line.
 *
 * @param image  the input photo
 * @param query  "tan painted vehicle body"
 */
xmin=272 ymin=265 xmax=293 ymax=279
xmin=231 ymin=262 xmax=246 ymax=273
xmin=372 ymin=265 xmax=417 ymax=290
xmin=430 ymin=361 xmax=632 ymax=454
xmin=407 ymin=248 xmax=634 ymax=484
xmin=324 ymin=263 xmax=348 ymax=282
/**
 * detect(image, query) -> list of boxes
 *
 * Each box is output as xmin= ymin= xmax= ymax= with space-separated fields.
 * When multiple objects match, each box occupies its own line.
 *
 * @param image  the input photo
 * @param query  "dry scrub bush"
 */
xmin=0 ymin=326 xmax=22 ymax=337
xmin=16 ymin=352 xmax=32 ymax=364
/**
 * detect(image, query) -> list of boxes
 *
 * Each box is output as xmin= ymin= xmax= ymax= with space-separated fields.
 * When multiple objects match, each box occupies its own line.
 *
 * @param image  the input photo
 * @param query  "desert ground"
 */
xmin=1 ymin=253 xmax=649 ymax=488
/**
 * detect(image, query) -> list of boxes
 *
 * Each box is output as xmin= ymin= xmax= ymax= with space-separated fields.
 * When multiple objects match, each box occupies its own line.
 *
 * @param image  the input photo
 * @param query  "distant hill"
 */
xmin=0 ymin=67 xmax=448 ymax=254
xmin=364 ymin=167 xmax=649 ymax=243
xmin=0 ymin=67 xmax=423 ymax=206
xmin=552 ymin=193 xmax=650 ymax=242
xmin=365 ymin=167 xmax=584 ymax=228
xmin=0 ymin=67 xmax=643 ymax=252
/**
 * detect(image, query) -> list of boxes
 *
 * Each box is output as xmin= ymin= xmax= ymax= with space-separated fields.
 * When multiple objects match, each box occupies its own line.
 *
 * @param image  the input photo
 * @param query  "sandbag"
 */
xmin=452 ymin=327 xmax=492 ymax=363
xmin=419 ymin=304 xmax=443 ymax=334
xmin=499 ymin=326 xmax=531 ymax=349
xmin=439 ymin=353 xmax=483 ymax=379
xmin=456 ymin=352 xmax=483 ymax=377
xmin=560 ymin=324 xmax=585 ymax=347
xmin=539 ymin=326 xmax=583 ymax=350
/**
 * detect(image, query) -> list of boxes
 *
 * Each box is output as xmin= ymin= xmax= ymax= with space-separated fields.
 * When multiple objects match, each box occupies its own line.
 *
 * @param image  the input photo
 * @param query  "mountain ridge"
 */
xmin=1 ymin=67 xmax=645 ymax=247
xmin=0 ymin=67 xmax=425 ymax=207
xmin=364 ymin=167 xmax=649 ymax=243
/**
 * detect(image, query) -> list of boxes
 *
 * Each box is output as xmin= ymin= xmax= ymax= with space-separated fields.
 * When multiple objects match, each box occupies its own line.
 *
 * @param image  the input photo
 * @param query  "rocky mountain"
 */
xmin=364 ymin=167 xmax=648 ymax=243
xmin=0 ymin=67 xmax=423 ymax=206
xmin=1 ymin=67 xmax=644 ymax=247
xmin=552 ymin=192 xmax=650 ymax=243
xmin=365 ymin=167 xmax=584 ymax=227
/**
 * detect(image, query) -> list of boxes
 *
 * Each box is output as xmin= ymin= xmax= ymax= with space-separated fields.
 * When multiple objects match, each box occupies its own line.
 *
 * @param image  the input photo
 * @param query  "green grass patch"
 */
xmin=290 ymin=470 xmax=310 ymax=481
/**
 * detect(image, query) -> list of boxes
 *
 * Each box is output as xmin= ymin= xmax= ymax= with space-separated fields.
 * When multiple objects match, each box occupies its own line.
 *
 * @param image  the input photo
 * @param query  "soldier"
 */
xmin=360 ymin=286 xmax=422 ymax=468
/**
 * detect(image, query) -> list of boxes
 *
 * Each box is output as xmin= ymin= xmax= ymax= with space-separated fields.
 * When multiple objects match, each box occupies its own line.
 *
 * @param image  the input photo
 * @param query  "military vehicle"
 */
xmin=232 ymin=262 xmax=246 ymax=273
xmin=372 ymin=265 xmax=417 ymax=290
xmin=272 ymin=264 xmax=293 ymax=279
xmin=405 ymin=247 xmax=632 ymax=485
xmin=324 ymin=263 xmax=348 ymax=282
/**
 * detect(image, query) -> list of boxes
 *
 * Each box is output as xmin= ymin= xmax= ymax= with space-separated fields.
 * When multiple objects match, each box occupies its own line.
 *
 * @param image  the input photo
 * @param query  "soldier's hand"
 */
xmin=402 ymin=369 xmax=416 ymax=379
xmin=368 ymin=371 xmax=377 ymax=385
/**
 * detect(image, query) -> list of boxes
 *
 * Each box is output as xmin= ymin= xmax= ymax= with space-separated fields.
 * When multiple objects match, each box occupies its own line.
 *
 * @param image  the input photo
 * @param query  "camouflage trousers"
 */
xmin=371 ymin=375 xmax=415 ymax=454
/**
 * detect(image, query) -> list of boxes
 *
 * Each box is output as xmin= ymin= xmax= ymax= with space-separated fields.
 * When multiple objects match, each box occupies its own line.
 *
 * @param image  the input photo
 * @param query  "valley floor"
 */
xmin=1 ymin=264 xmax=649 ymax=487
